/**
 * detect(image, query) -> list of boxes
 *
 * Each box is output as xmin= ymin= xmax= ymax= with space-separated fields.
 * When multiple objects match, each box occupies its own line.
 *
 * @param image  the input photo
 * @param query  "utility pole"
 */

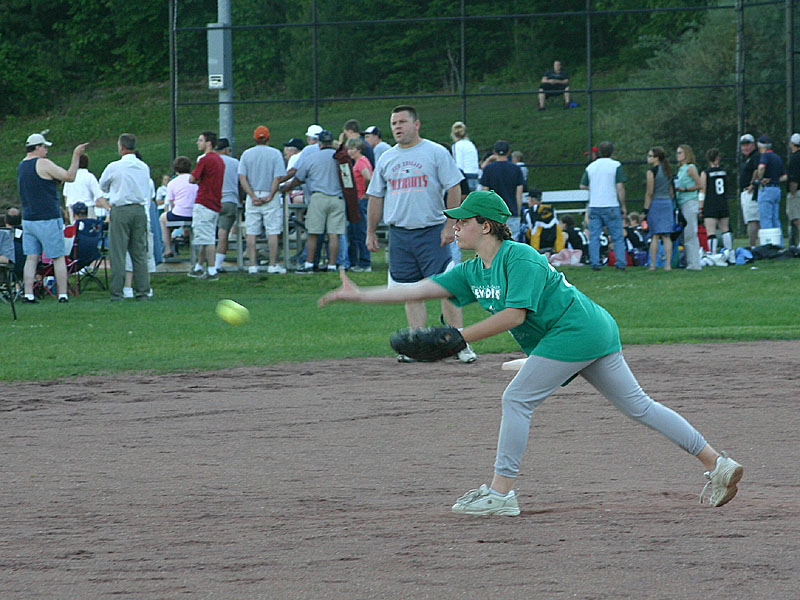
xmin=208 ymin=0 xmax=234 ymax=150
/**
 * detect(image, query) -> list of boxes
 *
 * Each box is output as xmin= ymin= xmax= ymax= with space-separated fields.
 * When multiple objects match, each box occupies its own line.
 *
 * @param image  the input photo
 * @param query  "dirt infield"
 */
xmin=3 ymin=341 xmax=799 ymax=599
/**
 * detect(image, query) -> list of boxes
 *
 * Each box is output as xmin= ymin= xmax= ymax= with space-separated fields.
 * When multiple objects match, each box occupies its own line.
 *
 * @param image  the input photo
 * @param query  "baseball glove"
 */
xmin=389 ymin=326 xmax=467 ymax=362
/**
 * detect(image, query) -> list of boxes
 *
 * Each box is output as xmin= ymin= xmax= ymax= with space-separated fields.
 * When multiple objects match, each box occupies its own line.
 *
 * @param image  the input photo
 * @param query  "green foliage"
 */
xmin=0 ymin=1 xmax=792 ymax=212
xmin=0 ymin=1 xmax=172 ymax=116
xmin=0 ymin=0 xmax=71 ymax=114
xmin=55 ymin=1 xmax=169 ymax=80
xmin=591 ymin=0 xmax=713 ymax=69
xmin=229 ymin=2 xmax=288 ymax=97
xmin=598 ymin=0 xmax=787 ymax=162
xmin=2 ymin=259 xmax=798 ymax=382
xmin=0 ymin=0 xmax=724 ymax=118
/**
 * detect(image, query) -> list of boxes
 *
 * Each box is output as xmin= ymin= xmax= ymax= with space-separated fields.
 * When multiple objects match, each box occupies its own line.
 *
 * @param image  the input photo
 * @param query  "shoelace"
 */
xmin=699 ymin=477 xmax=713 ymax=505
xmin=456 ymin=487 xmax=486 ymax=504
xmin=698 ymin=452 xmax=727 ymax=505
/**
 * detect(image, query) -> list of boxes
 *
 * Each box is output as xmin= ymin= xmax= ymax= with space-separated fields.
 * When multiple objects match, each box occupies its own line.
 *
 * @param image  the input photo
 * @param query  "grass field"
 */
xmin=3 ymin=256 xmax=798 ymax=382
xmin=0 ymin=75 xmax=655 ymax=206
xmin=2 ymin=79 xmax=797 ymax=382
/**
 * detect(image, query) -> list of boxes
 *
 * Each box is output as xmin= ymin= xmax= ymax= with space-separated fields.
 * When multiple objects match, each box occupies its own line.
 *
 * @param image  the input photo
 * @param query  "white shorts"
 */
xmin=192 ymin=203 xmax=219 ymax=246
xmin=126 ymin=229 xmax=156 ymax=273
xmin=740 ymin=190 xmax=760 ymax=223
xmin=245 ymin=193 xmax=282 ymax=236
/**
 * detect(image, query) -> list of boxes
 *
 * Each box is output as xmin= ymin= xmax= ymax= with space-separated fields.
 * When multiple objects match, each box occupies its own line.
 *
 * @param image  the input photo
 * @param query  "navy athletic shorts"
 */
xmin=388 ymin=224 xmax=453 ymax=283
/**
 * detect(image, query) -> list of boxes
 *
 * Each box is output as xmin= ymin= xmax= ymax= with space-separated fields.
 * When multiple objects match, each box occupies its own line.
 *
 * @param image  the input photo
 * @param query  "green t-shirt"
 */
xmin=675 ymin=163 xmax=698 ymax=206
xmin=431 ymin=241 xmax=621 ymax=361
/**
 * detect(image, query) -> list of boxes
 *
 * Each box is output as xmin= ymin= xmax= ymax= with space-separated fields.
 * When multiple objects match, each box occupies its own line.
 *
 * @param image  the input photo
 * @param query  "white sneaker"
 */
xmin=248 ymin=266 xmax=259 ymax=274
xmin=700 ymin=451 xmax=743 ymax=507
xmin=122 ymin=287 xmax=134 ymax=299
xmin=397 ymin=354 xmax=416 ymax=363
xmin=451 ymin=484 xmax=520 ymax=516
xmin=267 ymin=264 xmax=287 ymax=274
xmin=456 ymin=344 xmax=478 ymax=363
xmin=710 ymin=253 xmax=729 ymax=267
xmin=724 ymin=248 xmax=736 ymax=264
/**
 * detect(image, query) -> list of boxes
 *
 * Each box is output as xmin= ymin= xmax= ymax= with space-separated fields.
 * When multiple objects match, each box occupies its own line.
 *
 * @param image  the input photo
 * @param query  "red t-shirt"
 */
xmin=353 ymin=155 xmax=373 ymax=198
xmin=191 ymin=152 xmax=224 ymax=212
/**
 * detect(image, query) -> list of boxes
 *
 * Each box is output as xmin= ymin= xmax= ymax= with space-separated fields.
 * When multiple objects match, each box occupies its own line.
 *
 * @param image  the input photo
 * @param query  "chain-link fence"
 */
xmin=170 ymin=0 xmax=798 ymax=224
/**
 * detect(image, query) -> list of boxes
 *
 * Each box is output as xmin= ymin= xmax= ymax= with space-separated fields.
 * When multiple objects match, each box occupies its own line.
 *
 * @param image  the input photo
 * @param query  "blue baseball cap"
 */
xmin=71 ymin=201 xmax=88 ymax=215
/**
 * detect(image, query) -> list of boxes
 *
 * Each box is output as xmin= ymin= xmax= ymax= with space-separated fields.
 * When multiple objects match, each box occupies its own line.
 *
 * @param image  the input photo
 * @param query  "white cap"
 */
xmin=791 ymin=133 xmax=800 ymax=146
xmin=26 ymin=132 xmax=52 ymax=147
xmin=739 ymin=133 xmax=755 ymax=144
xmin=304 ymin=124 xmax=323 ymax=138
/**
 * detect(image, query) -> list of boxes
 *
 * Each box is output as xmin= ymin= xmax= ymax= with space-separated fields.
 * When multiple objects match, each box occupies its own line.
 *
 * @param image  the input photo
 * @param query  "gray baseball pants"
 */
xmin=494 ymin=351 xmax=707 ymax=478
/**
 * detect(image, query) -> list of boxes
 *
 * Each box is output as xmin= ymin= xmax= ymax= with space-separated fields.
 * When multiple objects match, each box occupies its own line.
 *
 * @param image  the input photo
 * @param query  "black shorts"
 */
xmin=166 ymin=210 xmax=192 ymax=223
xmin=703 ymin=198 xmax=729 ymax=219
xmin=539 ymin=82 xmax=567 ymax=96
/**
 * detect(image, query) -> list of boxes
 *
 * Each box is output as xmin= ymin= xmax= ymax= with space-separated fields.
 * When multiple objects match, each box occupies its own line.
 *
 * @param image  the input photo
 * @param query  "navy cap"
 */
xmin=283 ymin=137 xmax=305 ymax=150
xmin=494 ymin=140 xmax=510 ymax=156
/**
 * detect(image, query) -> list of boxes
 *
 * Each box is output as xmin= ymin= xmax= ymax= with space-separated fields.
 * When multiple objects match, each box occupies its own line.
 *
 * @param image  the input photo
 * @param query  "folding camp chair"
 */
xmin=73 ymin=217 xmax=107 ymax=292
xmin=0 ymin=227 xmax=18 ymax=319
xmin=35 ymin=223 xmax=80 ymax=298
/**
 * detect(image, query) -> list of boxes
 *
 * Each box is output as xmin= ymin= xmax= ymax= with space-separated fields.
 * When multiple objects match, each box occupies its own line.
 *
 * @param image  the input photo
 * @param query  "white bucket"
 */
xmin=758 ymin=228 xmax=782 ymax=246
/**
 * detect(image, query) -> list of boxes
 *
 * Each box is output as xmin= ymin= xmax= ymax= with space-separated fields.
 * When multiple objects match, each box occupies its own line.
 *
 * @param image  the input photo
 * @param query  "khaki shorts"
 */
xmin=217 ymin=202 xmax=238 ymax=231
xmin=739 ymin=190 xmax=760 ymax=223
xmin=786 ymin=190 xmax=800 ymax=221
xmin=192 ymin=203 xmax=219 ymax=246
xmin=245 ymin=193 xmax=282 ymax=236
xmin=306 ymin=192 xmax=346 ymax=235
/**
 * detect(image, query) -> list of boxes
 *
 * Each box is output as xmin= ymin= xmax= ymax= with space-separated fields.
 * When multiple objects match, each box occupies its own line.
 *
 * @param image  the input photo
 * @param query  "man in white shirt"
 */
xmin=62 ymin=154 xmax=106 ymax=222
xmin=579 ymin=141 xmax=627 ymax=271
xmin=282 ymin=137 xmax=305 ymax=204
xmin=98 ymin=133 xmax=151 ymax=300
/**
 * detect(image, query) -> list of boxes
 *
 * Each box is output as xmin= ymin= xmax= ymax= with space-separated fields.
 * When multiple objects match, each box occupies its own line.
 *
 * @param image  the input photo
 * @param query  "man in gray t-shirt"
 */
xmin=366 ymin=105 xmax=476 ymax=363
xmin=238 ymin=126 xmax=287 ymax=273
xmin=213 ymin=138 xmax=240 ymax=271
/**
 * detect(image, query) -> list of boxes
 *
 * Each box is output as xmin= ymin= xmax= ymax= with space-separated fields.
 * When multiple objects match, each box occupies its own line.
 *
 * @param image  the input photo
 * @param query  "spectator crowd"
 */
xmin=5 ymin=60 xmax=800 ymax=312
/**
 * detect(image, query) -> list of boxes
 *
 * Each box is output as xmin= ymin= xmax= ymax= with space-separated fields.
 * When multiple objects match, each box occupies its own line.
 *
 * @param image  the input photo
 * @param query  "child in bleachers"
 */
xmin=560 ymin=214 xmax=588 ymax=253
xmin=525 ymin=204 xmax=564 ymax=254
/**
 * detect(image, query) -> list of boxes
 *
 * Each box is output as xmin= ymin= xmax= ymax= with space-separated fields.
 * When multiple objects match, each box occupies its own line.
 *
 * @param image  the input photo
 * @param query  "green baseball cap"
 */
xmin=443 ymin=190 xmax=512 ymax=224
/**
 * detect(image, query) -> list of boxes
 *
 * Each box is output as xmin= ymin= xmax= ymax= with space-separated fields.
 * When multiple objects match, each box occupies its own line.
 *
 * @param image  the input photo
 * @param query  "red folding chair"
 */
xmin=35 ymin=224 xmax=81 ymax=298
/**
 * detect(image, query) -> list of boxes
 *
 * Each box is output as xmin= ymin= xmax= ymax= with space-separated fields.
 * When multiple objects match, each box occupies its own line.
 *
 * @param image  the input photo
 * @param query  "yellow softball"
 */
xmin=215 ymin=299 xmax=249 ymax=326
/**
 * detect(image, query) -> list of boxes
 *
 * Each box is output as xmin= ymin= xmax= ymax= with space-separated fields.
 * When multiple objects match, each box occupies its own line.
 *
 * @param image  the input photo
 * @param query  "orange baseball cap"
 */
xmin=253 ymin=126 xmax=270 ymax=141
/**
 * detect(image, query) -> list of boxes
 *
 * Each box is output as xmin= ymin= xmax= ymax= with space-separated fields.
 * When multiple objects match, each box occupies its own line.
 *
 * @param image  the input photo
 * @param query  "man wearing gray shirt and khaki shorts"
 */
xmin=238 ymin=126 xmax=287 ymax=274
xmin=283 ymin=130 xmax=344 ymax=273
xmin=366 ymin=105 xmax=477 ymax=363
